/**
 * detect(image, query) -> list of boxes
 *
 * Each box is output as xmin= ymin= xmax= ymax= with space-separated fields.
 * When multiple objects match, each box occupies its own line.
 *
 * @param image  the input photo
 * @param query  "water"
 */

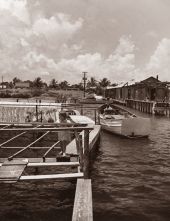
xmin=92 ymin=113 xmax=170 ymax=221
xmin=0 ymin=109 xmax=170 ymax=221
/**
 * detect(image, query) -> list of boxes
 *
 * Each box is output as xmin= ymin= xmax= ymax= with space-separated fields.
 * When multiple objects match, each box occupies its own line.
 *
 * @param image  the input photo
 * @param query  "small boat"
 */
xmin=99 ymin=104 xmax=151 ymax=138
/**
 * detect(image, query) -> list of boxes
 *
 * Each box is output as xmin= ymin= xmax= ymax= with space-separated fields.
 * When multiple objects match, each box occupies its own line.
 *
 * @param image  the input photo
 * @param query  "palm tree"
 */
xmin=87 ymin=77 xmax=97 ymax=88
xmin=99 ymin=78 xmax=111 ymax=87
xmin=99 ymin=78 xmax=111 ymax=97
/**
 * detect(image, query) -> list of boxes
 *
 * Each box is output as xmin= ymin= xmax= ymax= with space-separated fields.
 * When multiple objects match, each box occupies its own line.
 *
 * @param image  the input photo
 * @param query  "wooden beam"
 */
xmin=8 ymin=131 xmax=50 ymax=160
xmin=0 ymin=159 xmax=28 ymax=183
xmin=28 ymin=162 xmax=79 ymax=167
xmin=0 ymin=124 xmax=42 ymax=148
xmin=0 ymin=124 xmax=12 ymax=130
xmin=0 ymin=131 xmax=26 ymax=148
xmin=0 ymin=158 xmax=61 ymax=164
xmin=0 ymin=146 xmax=61 ymax=149
xmin=43 ymin=141 xmax=60 ymax=162
xmin=72 ymin=179 xmax=93 ymax=221
xmin=19 ymin=172 xmax=83 ymax=181
xmin=0 ymin=122 xmax=86 ymax=127
xmin=1 ymin=126 xmax=93 ymax=132
xmin=0 ymin=162 xmax=79 ymax=167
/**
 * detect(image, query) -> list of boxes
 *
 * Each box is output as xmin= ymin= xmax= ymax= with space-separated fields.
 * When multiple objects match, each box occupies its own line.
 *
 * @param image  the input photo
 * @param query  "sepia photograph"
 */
xmin=0 ymin=0 xmax=170 ymax=220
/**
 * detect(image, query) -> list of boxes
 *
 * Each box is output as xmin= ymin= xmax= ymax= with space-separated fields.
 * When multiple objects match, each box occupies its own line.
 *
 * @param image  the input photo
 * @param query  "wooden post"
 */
xmin=80 ymin=105 xmax=83 ymax=115
xmin=97 ymin=110 xmax=100 ymax=125
xmin=84 ymin=129 xmax=90 ymax=179
xmin=79 ymin=135 xmax=83 ymax=172
xmin=40 ymin=111 xmax=43 ymax=122
xmin=94 ymin=109 xmax=96 ymax=125
xmin=36 ymin=105 xmax=38 ymax=122
xmin=75 ymin=133 xmax=84 ymax=172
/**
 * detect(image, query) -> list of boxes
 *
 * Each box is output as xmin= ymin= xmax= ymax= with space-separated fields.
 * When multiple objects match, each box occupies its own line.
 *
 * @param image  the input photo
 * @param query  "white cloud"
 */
xmin=146 ymin=38 xmax=170 ymax=80
xmin=0 ymin=4 xmax=84 ymax=81
xmin=115 ymin=36 xmax=135 ymax=55
xmin=32 ymin=14 xmax=83 ymax=44
xmin=53 ymin=36 xmax=137 ymax=83
xmin=0 ymin=0 xmax=30 ymax=24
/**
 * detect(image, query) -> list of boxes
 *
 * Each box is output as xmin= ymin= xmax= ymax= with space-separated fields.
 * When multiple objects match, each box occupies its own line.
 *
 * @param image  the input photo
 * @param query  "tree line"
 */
xmin=2 ymin=76 xmax=117 ymax=91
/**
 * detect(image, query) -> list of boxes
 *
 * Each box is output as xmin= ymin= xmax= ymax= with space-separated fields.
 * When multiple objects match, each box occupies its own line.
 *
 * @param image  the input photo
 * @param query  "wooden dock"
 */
xmin=0 ymin=101 xmax=101 ymax=219
xmin=72 ymin=179 xmax=93 ymax=221
xmin=0 ymin=122 xmax=100 ymax=220
xmin=113 ymin=99 xmax=170 ymax=117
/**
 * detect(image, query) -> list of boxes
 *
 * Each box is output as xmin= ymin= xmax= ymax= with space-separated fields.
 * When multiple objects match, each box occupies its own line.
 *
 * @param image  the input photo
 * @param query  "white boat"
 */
xmin=99 ymin=104 xmax=151 ymax=138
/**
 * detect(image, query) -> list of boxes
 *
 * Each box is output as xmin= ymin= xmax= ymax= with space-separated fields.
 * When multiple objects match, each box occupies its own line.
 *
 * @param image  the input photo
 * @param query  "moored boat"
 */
xmin=99 ymin=104 xmax=151 ymax=138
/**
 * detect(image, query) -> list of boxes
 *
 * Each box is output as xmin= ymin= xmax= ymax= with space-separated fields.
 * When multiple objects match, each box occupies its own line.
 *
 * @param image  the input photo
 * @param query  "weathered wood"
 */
xmin=0 ymin=157 xmax=80 ymax=166
xmin=0 ymin=158 xmax=62 ymax=163
xmin=8 ymin=131 xmax=50 ymax=160
xmin=66 ymin=125 xmax=101 ymax=155
xmin=0 ymin=131 xmax=26 ymax=148
xmin=75 ymin=133 xmax=84 ymax=172
xmin=2 ymin=126 xmax=93 ymax=132
xmin=0 ymin=122 xmax=87 ymax=127
xmin=0 ymin=124 xmax=42 ymax=148
xmin=42 ymin=141 xmax=60 ymax=162
xmin=0 ymin=159 xmax=28 ymax=183
xmin=83 ymin=130 xmax=90 ymax=179
xmin=0 ymin=124 xmax=12 ymax=130
xmin=89 ymin=125 xmax=101 ymax=151
xmin=72 ymin=179 xmax=93 ymax=221
xmin=27 ymin=162 xmax=79 ymax=167
xmin=94 ymin=109 xmax=96 ymax=124
xmin=20 ymin=172 xmax=83 ymax=181
xmin=0 ymin=146 xmax=61 ymax=149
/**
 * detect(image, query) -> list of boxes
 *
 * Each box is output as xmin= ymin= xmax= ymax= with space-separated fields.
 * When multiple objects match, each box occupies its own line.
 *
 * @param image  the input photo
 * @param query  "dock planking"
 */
xmin=0 ymin=159 xmax=28 ymax=183
xmin=66 ymin=125 xmax=101 ymax=155
xmin=72 ymin=179 xmax=93 ymax=221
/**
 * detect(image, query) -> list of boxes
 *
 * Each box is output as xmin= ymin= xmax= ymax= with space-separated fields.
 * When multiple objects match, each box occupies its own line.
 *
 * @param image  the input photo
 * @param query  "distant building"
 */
xmin=106 ymin=76 xmax=170 ymax=102
xmin=15 ymin=82 xmax=30 ymax=89
xmin=0 ymin=82 xmax=8 ymax=89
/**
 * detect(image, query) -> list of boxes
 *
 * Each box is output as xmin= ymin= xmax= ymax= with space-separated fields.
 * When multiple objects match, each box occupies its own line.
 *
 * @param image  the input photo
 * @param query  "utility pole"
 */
xmin=82 ymin=71 xmax=87 ymax=98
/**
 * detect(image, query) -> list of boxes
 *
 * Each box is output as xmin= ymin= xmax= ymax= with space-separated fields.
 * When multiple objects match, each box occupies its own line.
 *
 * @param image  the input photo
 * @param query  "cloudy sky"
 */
xmin=0 ymin=0 xmax=170 ymax=84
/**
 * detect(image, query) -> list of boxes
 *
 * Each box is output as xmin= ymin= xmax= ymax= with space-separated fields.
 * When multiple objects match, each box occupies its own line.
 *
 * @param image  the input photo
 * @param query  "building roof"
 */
xmin=141 ymin=76 xmax=160 ymax=83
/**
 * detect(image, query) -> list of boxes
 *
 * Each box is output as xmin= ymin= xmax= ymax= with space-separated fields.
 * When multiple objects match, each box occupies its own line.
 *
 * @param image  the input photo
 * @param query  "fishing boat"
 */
xmin=99 ymin=104 xmax=151 ymax=138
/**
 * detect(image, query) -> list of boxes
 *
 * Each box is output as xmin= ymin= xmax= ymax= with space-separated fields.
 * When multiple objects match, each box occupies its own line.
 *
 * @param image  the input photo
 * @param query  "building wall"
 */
xmin=156 ymin=88 xmax=167 ymax=101
xmin=106 ymin=79 xmax=169 ymax=101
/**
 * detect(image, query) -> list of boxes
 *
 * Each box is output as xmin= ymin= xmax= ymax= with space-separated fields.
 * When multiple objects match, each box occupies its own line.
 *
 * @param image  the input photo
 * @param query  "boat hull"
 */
xmin=101 ymin=117 xmax=150 ymax=138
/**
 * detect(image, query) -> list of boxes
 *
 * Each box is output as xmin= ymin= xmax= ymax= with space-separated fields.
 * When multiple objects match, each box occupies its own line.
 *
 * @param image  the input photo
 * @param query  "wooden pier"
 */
xmin=112 ymin=99 xmax=170 ymax=117
xmin=72 ymin=179 xmax=93 ymax=221
xmin=126 ymin=99 xmax=154 ymax=114
xmin=0 ymin=100 xmax=101 ymax=220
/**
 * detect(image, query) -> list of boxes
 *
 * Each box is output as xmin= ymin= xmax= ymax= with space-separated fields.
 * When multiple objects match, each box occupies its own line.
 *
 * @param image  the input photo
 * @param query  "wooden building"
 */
xmin=106 ymin=76 xmax=170 ymax=102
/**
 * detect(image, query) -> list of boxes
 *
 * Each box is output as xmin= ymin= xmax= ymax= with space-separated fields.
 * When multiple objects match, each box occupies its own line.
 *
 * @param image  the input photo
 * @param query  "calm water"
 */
xmin=0 ymin=109 xmax=170 ymax=221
